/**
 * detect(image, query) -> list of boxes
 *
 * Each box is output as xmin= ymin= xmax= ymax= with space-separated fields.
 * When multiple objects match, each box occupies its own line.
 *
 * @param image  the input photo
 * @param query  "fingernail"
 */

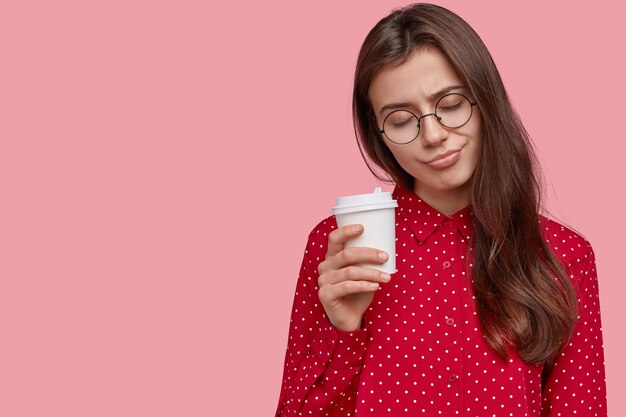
xmin=369 ymin=282 xmax=379 ymax=289
xmin=381 ymin=273 xmax=391 ymax=282
xmin=352 ymin=225 xmax=362 ymax=233
xmin=378 ymin=252 xmax=388 ymax=262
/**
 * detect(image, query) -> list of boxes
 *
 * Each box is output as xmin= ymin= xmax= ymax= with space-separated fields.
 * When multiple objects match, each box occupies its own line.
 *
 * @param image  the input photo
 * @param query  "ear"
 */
xmin=369 ymin=111 xmax=389 ymax=149
xmin=378 ymin=131 xmax=391 ymax=150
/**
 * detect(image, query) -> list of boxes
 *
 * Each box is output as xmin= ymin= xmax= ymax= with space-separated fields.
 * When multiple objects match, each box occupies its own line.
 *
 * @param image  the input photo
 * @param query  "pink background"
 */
xmin=1 ymin=0 xmax=623 ymax=415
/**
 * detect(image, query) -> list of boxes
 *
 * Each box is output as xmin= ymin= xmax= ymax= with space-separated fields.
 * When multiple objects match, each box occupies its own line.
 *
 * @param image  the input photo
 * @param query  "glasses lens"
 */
xmin=383 ymin=110 xmax=419 ymax=144
xmin=436 ymin=94 xmax=473 ymax=128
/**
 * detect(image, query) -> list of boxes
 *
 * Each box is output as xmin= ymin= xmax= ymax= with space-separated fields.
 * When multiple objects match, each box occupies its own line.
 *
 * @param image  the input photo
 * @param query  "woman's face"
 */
xmin=368 ymin=47 xmax=482 ymax=212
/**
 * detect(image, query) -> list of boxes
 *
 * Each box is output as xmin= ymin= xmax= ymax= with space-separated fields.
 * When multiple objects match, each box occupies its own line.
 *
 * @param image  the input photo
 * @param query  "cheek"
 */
xmin=386 ymin=145 xmax=424 ymax=177
xmin=386 ymin=145 xmax=411 ymax=166
xmin=466 ymin=135 xmax=482 ymax=174
xmin=471 ymin=111 xmax=483 ymax=142
xmin=464 ymin=113 xmax=482 ymax=156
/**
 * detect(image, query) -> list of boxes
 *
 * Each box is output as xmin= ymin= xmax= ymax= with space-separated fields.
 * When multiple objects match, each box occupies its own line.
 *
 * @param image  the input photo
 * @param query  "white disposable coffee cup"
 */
xmin=332 ymin=187 xmax=398 ymax=274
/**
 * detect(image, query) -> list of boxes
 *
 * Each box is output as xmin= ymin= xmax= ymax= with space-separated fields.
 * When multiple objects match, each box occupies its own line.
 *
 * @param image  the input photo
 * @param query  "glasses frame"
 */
xmin=377 ymin=93 xmax=478 ymax=145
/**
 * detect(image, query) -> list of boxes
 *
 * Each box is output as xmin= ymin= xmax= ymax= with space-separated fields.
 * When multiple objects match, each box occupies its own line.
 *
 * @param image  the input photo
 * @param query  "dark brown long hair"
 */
xmin=352 ymin=3 xmax=578 ymax=365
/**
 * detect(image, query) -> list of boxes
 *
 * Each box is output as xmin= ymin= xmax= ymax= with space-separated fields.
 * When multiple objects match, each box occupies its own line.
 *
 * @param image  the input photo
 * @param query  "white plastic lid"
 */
xmin=332 ymin=187 xmax=398 ymax=215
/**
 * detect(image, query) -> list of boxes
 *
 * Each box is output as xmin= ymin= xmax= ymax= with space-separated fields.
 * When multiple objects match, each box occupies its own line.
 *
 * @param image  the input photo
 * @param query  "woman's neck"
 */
xmin=413 ymin=184 xmax=471 ymax=216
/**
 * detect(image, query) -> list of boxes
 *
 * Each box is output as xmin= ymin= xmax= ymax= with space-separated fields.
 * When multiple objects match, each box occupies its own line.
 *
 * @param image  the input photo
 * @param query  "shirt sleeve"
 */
xmin=541 ymin=242 xmax=607 ymax=416
xmin=275 ymin=221 xmax=368 ymax=417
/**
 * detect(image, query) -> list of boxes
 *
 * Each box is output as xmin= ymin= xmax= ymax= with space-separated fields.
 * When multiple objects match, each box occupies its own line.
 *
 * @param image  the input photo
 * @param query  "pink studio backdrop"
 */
xmin=1 ymin=0 xmax=623 ymax=415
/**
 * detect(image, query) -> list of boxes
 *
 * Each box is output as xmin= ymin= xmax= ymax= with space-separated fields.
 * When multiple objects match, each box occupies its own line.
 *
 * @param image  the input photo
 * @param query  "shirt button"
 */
xmin=444 ymin=221 xmax=453 ymax=229
xmin=446 ymin=318 xmax=455 ymax=326
xmin=449 ymin=374 xmax=458 ymax=382
xmin=443 ymin=260 xmax=451 ymax=269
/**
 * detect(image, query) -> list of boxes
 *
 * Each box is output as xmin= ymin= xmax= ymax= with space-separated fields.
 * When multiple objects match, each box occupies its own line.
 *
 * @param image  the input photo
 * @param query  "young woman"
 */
xmin=275 ymin=4 xmax=607 ymax=416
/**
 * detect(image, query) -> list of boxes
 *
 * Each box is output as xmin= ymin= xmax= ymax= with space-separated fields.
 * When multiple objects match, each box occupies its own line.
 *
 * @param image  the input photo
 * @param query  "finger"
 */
xmin=326 ymin=224 xmax=364 ymax=257
xmin=319 ymin=246 xmax=388 ymax=275
xmin=319 ymin=280 xmax=380 ymax=304
xmin=321 ymin=265 xmax=391 ymax=286
xmin=325 ymin=246 xmax=389 ymax=271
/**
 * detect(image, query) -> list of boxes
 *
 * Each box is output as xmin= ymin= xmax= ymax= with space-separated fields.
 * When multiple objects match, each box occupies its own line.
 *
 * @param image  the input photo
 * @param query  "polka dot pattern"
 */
xmin=275 ymin=186 xmax=607 ymax=416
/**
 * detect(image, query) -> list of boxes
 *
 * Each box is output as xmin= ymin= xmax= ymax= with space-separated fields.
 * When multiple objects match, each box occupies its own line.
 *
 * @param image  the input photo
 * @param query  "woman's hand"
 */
xmin=317 ymin=224 xmax=391 ymax=332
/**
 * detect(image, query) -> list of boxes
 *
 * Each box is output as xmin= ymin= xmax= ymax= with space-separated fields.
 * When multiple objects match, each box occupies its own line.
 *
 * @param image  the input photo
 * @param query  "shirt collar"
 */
xmin=392 ymin=185 xmax=474 ymax=243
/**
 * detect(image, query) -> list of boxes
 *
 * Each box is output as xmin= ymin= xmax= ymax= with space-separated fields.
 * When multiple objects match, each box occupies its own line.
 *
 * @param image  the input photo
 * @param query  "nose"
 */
xmin=419 ymin=113 xmax=448 ymax=145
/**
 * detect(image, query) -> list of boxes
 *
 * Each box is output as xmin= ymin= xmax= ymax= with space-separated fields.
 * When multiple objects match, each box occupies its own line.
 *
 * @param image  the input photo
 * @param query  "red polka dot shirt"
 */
xmin=275 ymin=185 xmax=607 ymax=416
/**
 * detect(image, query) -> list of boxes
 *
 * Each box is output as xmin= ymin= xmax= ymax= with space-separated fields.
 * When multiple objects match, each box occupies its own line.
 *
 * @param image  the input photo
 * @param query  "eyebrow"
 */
xmin=378 ymin=84 xmax=466 ymax=117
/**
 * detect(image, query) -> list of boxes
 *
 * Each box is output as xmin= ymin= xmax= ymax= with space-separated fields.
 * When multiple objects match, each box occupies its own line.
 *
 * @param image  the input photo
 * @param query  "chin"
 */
xmin=423 ymin=169 xmax=473 ymax=187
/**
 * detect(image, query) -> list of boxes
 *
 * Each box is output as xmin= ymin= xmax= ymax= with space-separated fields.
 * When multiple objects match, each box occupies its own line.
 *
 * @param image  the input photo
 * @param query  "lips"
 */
xmin=427 ymin=149 xmax=462 ymax=164
xmin=426 ymin=148 xmax=462 ymax=169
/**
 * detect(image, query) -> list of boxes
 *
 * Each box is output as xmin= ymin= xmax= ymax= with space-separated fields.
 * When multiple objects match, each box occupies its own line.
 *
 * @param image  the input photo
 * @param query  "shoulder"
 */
xmin=302 ymin=215 xmax=338 ymax=261
xmin=538 ymin=214 xmax=596 ymax=273
xmin=308 ymin=215 xmax=338 ymax=241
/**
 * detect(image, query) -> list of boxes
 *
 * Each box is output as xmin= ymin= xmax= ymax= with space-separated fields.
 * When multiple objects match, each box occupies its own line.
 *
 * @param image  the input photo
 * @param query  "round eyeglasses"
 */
xmin=377 ymin=93 xmax=477 ymax=144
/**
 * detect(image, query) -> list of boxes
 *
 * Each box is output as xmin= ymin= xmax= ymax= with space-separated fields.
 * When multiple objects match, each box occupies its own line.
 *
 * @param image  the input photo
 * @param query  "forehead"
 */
xmin=368 ymin=48 xmax=462 ymax=111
